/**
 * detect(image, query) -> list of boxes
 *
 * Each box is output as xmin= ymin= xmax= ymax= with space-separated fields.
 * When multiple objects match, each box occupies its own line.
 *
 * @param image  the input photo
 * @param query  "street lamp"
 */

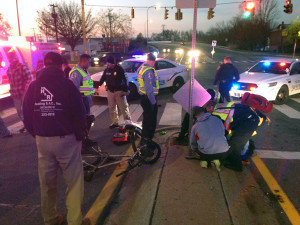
xmin=147 ymin=3 xmax=161 ymax=40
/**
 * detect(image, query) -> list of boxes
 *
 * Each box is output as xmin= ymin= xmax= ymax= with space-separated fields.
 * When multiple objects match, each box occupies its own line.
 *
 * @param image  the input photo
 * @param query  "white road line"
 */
xmin=1 ymin=108 xmax=17 ymax=119
xmin=291 ymin=98 xmax=300 ymax=104
xmin=119 ymin=104 xmax=143 ymax=124
xmin=242 ymin=61 xmax=247 ymax=63
xmin=273 ymin=105 xmax=300 ymax=119
xmin=255 ymin=150 xmax=300 ymax=160
xmin=159 ymin=103 xmax=182 ymax=126
xmin=90 ymin=105 xmax=108 ymax=118
xmin=7 ymin=121 xmax=23 ymax=134
xmin=234 ymin=61 xmax=239 ymax=63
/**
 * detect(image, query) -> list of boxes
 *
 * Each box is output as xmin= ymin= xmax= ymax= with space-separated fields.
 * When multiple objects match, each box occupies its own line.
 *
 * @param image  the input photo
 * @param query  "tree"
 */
xmin=285 ymin=18 xmax=300 ymax=44
xmin=96 ymin=9 xmax=132 ymax=38
xmin=0 ymin=14 xmax=11 ymax=37
xmin=36 ymin=1 xmax=96 ymax=50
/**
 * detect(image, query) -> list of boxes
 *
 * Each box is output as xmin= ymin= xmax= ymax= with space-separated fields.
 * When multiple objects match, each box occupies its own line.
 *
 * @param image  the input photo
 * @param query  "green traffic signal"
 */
xmin=243 ymin=11 xmax=251 ymax=18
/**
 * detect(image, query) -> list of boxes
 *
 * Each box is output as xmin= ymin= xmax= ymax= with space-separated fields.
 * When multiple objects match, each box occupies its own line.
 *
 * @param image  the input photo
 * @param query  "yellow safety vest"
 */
xmin=138 ymin=65 xmax=159 ymax=95
xmin=212 ymin=102 xmax=237 ymax=131
xmin=70 ymin=68 xmax=95 ymax=96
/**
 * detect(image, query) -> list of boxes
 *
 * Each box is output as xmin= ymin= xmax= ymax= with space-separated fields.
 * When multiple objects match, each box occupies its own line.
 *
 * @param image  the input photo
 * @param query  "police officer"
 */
xmin=22 ymin=52 xmax=90 ymax=225
xmin=214 ymin=56 xmax=239 ymax=102
xmin=69 ymin=54 xmax=94 ymax=115
xmin=99 ymin=55 xmax=131 ymax=128
xmin=138 ymin=53 xmax=159 ymax=142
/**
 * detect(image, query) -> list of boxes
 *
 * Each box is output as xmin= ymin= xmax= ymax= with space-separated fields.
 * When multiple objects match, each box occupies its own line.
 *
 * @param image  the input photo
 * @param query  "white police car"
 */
xmin=91 ymin=56 xmax=188 ymax=98
xmin=229 ymin=58 xmax=300 ymax=104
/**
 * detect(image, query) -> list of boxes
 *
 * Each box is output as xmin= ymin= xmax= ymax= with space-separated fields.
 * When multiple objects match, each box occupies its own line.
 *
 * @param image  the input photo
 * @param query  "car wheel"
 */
xmin=172 ymin=77 xmax=184 ymax=93
xmin=274 ymin=85 xmax=289 ymax=105
xmin=128 ymin=83 xmax=139 ymax=100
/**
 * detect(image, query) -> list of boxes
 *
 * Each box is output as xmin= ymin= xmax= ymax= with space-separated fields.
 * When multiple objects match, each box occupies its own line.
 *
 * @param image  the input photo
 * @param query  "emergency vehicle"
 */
xmin=0 ymin=36 xmax=63 ymax=99
xmin=230 ymin=58 xmax=300 ymax=105
xmin=91 ymin=56 xmax=188 ymax=99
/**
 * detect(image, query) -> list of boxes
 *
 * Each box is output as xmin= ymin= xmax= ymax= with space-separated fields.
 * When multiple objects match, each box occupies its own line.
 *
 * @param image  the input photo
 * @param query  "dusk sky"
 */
xmin=2 ymin=0 xmax=300 ymax=38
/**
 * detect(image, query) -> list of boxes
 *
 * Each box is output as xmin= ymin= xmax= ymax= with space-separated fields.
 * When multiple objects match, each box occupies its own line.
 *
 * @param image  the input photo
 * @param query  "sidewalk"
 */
xmin=102 ymin=130 xmax=281 ymax=225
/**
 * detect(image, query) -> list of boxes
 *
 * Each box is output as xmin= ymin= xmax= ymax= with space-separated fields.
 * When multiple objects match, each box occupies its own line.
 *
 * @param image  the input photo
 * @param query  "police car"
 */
xmin=91 ymin=56 xmax=188 ymax=98
xmin=229 ymin=58 xmax=300 ymax=104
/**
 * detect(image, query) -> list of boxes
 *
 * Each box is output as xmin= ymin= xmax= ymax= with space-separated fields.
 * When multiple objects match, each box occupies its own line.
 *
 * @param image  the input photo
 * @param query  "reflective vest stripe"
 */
xmin=70 ymin=68 xmax=94 ymax=96
xmin=138 ymin=65 xmax=159 ymax=95
xmin=82 ymin=75 xmax=92 ymax=81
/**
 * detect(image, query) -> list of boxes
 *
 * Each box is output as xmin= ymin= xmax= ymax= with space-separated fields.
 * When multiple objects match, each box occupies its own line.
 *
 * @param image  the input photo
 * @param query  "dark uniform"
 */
xmin=214 ymin=63 xmax=239 ymax=102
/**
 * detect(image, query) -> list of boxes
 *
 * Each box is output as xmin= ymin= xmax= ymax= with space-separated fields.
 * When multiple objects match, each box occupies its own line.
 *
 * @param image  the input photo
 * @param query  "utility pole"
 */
xmin=32 ymin=28 xmax=36 ymax=42
xmin=81 ymin=0 xmax=87 ymax=54
xmin=16 ymin=0 xmax=21 ymax=36
xmin=49 ymin=4 xmax=59 ymax=43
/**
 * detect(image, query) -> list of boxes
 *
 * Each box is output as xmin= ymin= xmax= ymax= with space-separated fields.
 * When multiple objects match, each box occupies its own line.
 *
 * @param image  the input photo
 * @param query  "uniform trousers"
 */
xmin=218 ymin=84 xmax=231 ymax=102
xmin=141 ymin=95 xmax=158 ymax=139
xmin=107 ymin=90 xmax=131 ymax=124
xmin=36 ymin=134 xmax=84 ymax=225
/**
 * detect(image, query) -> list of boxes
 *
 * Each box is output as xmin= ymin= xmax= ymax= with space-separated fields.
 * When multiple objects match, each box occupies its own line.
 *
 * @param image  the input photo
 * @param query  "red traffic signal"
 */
xmin=243 ymin=1 xmax=255 ymax=18
xmin=246 ymin=1 xmax=255 ymax=10
xmin=284 ymin=0 xmax=293 ymax=14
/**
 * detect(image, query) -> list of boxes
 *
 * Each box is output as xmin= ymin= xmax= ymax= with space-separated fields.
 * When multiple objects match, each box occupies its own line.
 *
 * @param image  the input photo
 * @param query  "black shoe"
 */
xmin=2 ymin=133 xmax=13 ymax=138
xmin=224 ymin=162 xmax=243 ymax=172
xmin=109 ymin=123 xmax=119 ymax=129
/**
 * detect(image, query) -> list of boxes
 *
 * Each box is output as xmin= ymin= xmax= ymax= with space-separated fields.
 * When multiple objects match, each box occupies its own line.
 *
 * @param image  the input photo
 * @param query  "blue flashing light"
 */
xmin=132 ymin=54 xmax=147 ymax=60
xmin=232 ymin=83 xmax=240 ymax=90
xmin=264 ymin=61 xmax=271 ymax=66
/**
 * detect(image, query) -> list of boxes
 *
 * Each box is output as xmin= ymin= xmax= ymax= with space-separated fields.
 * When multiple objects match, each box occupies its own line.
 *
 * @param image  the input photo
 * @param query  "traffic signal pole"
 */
xmin=81 ymin=0 xmax=87 ymax=54
xmin=188 ymin=0 xmax=198 ymax=156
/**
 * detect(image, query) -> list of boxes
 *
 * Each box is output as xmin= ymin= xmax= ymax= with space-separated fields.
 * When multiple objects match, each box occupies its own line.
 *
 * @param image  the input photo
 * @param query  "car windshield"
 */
xmin=121 ymin=61 xmax=143 ymax=73
xmin=248 ymin=62 xmax=291 ymax=74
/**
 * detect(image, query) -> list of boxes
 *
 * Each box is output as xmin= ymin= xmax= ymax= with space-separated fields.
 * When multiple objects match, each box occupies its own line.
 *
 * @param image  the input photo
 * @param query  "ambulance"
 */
xmin=0 ymin=36 xmax=63 ymax=99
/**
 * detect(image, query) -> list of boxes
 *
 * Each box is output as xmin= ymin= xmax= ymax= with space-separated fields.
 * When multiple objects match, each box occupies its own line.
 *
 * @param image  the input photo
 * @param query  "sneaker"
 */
xmin=242 ymin=160 xmax=251 ymax=165
xmin=19 ymin=127 xmax=26 ymax=133
xmin=109 ymin=123 xmax=119 ymax=129
xmin=200 ymin=161 xmax=208 ymax=168
xmin=81 ymin=217 xmax=91 ymax=225
xmin=56 ymin=214 xmax=64 ymax=225
xmin=211 ymin=159 xmax=221 ymax=172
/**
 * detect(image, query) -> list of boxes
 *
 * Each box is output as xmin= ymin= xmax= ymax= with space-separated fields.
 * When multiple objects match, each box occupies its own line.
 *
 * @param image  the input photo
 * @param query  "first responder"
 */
xmin=213 ymin=102 xmax=260 ymax=171
xmin=99 ymin=55 xmax=131 ymax=128
xmin=138 ymin=53 xmax=159 ymax=142
xmin=176 ymin=89 xmax=223 ymax=145
xmin=69 ymin=54 xmax=94 ymax=115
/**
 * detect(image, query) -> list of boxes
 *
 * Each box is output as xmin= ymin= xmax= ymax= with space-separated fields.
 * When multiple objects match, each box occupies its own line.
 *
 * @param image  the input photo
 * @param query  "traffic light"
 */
xmin=175 ymin=9 xmax=183 ymax=20
xmin=243 ymin=1 xmax=255 ymax=18
xmin=207 ymin=8 xmax=214 ymax=20
xmin=284 ymin=0 xmax=293 ymax=14
xmin=164 ymin=8 xmax=169 ymax=20
xmin=131 ymin=7 xmax=134 ymax=19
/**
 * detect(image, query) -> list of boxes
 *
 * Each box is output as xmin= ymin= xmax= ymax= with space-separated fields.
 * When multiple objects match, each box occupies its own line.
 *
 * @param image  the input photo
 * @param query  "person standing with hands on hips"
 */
xmin=99 ymin=55 xmax=131 ymax=128
xmin=138 ymin=53 xmax=159 ymax=144
xmin=213 ymin=56 xmax=239 ymax=102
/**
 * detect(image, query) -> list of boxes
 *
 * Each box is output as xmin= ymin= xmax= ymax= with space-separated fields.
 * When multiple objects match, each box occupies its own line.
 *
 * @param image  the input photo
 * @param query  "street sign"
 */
xmin=176 ymin=0 xmax=216 ymax=9
xmin=212 ymin=40 xmax=217 ymax=46
xmin=211 ymin=49 xmax=215 ymax=55
xmin=298 ymin=31 xmax=300 ymax=37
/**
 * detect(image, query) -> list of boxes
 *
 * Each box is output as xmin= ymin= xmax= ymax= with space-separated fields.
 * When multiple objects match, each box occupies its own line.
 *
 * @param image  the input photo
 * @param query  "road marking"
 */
xmin=119 ymin=104 xmax=143 ymax=123
xmin=255 ymin=150 xmax=300 ymax=160
xmin=0 ymin=108 xmax=17 ymax=119
xmin=273 ymin=105 xmax=300 ymax=119
xmin=90 ymin=105 xmax=108 ymax=118
xmin=252 ymin=155 xmax=300 ymax=225
xmin=291 ymin=98 xmax=300 ymax=104
xmin=7 ymin=121 xmax=23 ymax=134
xmin=159 ymin=103 xmax=182 ymax=126
xmin=84 ymin=146 xmax=134 ymax=225
xmin=242 ymin=61 xmax=247 ymax=63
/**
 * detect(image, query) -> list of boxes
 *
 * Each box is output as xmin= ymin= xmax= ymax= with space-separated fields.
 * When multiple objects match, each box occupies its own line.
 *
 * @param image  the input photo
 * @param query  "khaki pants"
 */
xmin=36 ymin=134 xmax=84 ymax=225
xmin=12 ymin=96 xmax=24 ymax=121
xmin=107 ymin=91 xmax=131 ymax=124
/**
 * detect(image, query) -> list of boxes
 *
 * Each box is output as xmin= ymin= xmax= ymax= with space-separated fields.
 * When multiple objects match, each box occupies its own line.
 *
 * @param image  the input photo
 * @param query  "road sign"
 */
xmin=212 ymin=40 xmax=217 ymax=46
xmin=298 ymin=31 xmax=300 ymax=37
xmin=176 ymin=0 xmax=216 ymax=9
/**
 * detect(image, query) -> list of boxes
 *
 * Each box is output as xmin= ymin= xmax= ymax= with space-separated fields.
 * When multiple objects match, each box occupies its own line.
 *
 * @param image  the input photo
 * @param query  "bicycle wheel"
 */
xmin=130 ymin=129 xmax=142 ymax=153
xmin=141 ymin=140 xmax=161 ymax=164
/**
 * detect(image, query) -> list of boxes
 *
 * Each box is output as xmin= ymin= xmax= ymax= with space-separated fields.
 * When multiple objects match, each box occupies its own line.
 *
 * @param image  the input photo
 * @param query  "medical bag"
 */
xmin=241 ymin=92 xmax=273 ymax=114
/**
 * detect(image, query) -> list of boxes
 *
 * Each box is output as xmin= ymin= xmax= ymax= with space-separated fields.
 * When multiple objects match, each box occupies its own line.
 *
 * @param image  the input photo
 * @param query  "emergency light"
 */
xmin=280 ymin=62 xmax=286 ymax=66
xmin=263 ymin=61 xmax=271 ymax=66
xmin=232 ymin=83 xmax=240 ymax=90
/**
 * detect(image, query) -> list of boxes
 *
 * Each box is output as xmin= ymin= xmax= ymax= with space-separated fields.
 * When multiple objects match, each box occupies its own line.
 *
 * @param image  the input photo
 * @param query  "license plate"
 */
xmin=159 ymin=80 xmax=165 ymax=85
xmin=234 ymin=93 xmax=242 ymax=97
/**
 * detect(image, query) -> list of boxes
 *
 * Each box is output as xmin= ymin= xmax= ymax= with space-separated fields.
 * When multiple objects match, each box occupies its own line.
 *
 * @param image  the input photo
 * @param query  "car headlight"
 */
xmin=167 ymin=49 xmax=170 ymax=52
xmin=188 ymin=50 xmax=200 ymax=57
xmin=268 ymin=82 xmax=277 ymax=87
xmin=163 ymin=49 xmax=166 ymax=53
xmin=93 ymin=57 xmax=99 ymax=61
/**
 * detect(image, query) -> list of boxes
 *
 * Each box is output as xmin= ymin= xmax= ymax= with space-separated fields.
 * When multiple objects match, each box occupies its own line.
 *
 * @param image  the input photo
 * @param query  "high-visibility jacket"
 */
xmin=213 ymin=90 xmax=222 ymax=103
xmin=70 ymin=68 xmax=95 ymax=96
xmin=137 ymin=65 xmax=159 ymax=95
xmin=212 ymin=102 xmax=237 ymax=132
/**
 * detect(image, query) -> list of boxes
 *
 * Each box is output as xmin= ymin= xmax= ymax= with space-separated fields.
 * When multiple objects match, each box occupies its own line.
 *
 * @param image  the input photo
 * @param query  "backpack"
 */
xmin=241 ymin=92 xmax=273 ymax=114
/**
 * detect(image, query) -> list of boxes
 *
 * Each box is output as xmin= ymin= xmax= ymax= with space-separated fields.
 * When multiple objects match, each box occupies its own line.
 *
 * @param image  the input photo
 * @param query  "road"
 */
xmin=0 ymin=43 xmax=299 ymax=225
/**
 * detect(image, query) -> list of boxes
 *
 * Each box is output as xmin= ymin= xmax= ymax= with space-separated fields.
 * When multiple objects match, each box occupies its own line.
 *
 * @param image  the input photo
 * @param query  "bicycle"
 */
xmin=81 ymin=120 xmax=161 ymax=181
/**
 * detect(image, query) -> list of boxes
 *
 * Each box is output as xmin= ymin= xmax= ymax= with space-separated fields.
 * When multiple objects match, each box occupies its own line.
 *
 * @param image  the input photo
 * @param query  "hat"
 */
xmin=7 ymin=48 xmax=18 ymax=61
xmin=44 ymin=52 xmax=63 ymax=66
xmin=192 ymin=106 xmax=205 ymax=117
xmin=106 ymin=55 xmax=115 ymax=64
xmin=147 ymin=53 xmax=156 ymax=61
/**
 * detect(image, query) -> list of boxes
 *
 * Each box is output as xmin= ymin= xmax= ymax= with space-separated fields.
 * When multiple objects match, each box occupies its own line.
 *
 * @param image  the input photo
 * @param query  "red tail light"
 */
xmin=1 ymin=61 xmax=5 ymax=67
xmin=31 ymin=45 xmax=37 ymax=51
